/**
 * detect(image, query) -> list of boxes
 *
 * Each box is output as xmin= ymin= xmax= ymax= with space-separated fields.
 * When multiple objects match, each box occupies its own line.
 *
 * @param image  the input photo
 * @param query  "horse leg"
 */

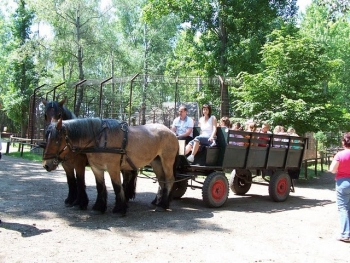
xmin=91 ymin=167 xmax=107 ymax=213
xmin=109 ymin=167 xmax=127 ymax=215
xmin=151 ymin=156 xmax=174 ymax=211
xmin=72 ymin=154 xmax=89 ymax=210
xmin=62 ymin=163 xmax=77 ymax=207
xmin=151 ymin=186 xmax=162 ymax=206
xmin=122 ymin=170 xmax=138 ymax=202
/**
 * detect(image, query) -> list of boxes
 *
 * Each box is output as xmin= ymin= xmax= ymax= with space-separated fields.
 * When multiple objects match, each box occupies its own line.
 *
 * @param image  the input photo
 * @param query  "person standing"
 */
xmin=329 ymin=132 xmax=350 ymax=243
xmin=171 ymin=105 xmax=194 ymax=144
xmin=0 ymin=136 xmax=2 ymax=160
xmin=186 ymin=104 xmax=217 ymax=162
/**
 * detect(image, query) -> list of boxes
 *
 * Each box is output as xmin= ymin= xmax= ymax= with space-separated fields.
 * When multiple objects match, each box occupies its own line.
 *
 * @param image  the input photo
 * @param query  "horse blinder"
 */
xmin=43 ymin=125 xmax=70 ymax=164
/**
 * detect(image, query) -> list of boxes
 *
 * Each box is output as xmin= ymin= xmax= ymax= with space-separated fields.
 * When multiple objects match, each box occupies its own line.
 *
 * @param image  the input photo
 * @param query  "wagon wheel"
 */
xmin=202 ymin=172 xmax=229 ymax=208
xmin=268 ymin=171 xmax=291 ymax=202
xmin=171 ymin=179 xmax=188 ymax=199
xmin=229 ymin=169 xmax=252 ymax=195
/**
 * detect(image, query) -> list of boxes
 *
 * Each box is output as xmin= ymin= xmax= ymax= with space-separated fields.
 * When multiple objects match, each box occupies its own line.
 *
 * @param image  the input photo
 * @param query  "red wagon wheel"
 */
xmin=202 ymin=172 xmax=229 ymax=208
xmin=268 ymin=171 xmax=291 ymax=202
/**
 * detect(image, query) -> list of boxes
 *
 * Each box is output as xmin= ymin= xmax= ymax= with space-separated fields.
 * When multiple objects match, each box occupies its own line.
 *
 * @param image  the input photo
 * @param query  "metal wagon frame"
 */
xmin=170 ymin=127 xmax=307 ymax=208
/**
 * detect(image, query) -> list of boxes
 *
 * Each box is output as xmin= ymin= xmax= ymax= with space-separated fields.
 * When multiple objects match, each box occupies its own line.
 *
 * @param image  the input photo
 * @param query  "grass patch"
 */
xmin=299 ymin=163 xmax=325 ymax=180
xmin=4 ymin=142 xmax=42 ymax=162
xmin=6 ymin=151 xmax=42 ymax=162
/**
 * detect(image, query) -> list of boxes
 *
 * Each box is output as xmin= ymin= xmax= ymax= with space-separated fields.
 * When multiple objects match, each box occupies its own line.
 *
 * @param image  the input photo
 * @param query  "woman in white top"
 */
xmin=186 ymin=104 xmax=217 ymax=162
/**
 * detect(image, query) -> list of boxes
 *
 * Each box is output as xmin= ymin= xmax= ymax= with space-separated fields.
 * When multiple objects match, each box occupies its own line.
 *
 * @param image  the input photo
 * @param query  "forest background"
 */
xmin=0 ymin=0 xmax=349 ymax=149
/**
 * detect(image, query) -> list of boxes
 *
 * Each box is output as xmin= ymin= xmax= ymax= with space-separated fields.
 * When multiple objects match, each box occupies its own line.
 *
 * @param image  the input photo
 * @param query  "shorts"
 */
xmin=188 ymin=135 xmax=211 ymax=147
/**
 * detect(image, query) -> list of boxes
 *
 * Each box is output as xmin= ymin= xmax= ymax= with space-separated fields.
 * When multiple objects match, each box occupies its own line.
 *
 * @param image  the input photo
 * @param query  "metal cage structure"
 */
xmin=29 ymin=74 xmax=234 ymax=143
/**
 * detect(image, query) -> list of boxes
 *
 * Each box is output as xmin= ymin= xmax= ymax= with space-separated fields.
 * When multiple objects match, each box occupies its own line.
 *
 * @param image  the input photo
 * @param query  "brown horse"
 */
xmin=42 ymin=118 xmax=179 ymax=215
xmin=42 ymin=98 xmax=89 ymax=209
xmin=42 ymin=98 xmax=138 ymax=210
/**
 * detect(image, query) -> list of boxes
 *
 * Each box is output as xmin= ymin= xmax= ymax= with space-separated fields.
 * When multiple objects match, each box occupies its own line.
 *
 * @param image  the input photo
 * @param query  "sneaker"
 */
xmin=337 ymin=237 xmax=350 ymax=243
xmin=187 ymin=155 xmax=194 ymax=163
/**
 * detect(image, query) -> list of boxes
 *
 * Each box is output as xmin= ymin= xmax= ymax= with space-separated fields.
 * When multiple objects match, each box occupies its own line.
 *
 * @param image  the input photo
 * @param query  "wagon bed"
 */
xmin=172 ymin=127 xmax=307 ymax=208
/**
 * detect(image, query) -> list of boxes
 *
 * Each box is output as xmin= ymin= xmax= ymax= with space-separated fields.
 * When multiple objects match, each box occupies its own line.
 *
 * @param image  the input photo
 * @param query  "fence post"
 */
xmin=6 ymin=141 xmax=10 ymax=154
xmin=303 ymin=160 xmax=308 ymax=179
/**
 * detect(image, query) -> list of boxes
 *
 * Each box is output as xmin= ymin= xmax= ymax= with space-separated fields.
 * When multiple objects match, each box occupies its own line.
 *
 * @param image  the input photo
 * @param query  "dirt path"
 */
xmin=0 ymin=154 xmax=349 ymax=263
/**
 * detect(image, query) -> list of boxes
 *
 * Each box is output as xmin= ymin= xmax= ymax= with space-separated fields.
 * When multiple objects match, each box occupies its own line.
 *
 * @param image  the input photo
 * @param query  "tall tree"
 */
xmin=298 ymin=1 xmax=350 ymax=136
xmin=233 ymin=29 xmax=343 ymax=134
xmin=1 ymin=0 xmax=38 ymax=137
xmin=28 ymin=0 xmax=106 ymax=115
xmin=113 ymin=0 xmax=180 ymax=123
xmin=0 ymin=10 xmax=12 ymax=131
xmin=143 ymin=0 xmax=298 ymax=117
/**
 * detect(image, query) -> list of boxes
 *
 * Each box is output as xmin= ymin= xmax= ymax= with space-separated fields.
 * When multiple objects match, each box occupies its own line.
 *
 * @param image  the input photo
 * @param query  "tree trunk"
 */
xmin=218 ymin=15 xmax=230 ymax=118
xmin=75 ymin=10 xmax=85 ymax=116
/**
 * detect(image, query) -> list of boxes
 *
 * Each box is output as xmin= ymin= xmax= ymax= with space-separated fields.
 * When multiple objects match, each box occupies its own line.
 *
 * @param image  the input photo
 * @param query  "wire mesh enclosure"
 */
xmin=29 ymin=74 xmax=233 ymax=142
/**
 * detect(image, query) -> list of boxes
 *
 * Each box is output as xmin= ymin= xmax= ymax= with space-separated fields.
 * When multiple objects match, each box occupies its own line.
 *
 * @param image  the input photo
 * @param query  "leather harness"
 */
xmin=44 ymin=120 xmax=138 ymax=171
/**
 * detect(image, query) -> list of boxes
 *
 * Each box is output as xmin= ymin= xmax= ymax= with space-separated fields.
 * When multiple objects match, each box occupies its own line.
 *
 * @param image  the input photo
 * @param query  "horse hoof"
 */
xmin=151 ymin=198 xmax=157 ymax=206
xmin=91 ymin=209 xmax=104 ymax=215
xmin=115 ymin=212 xmax=126 ymax=218
xmin=112 ymin=207 xmax=127 ymax=216
xmin=155 ymin=206 xmax=167 ymax=212
xmin=92 ymin=205 xmax=107 ymax=214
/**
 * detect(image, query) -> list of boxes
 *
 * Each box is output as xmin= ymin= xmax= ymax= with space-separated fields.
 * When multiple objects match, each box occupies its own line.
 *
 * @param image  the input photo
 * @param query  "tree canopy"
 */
xmin=0 ymin=0 xmax=350 ymax=138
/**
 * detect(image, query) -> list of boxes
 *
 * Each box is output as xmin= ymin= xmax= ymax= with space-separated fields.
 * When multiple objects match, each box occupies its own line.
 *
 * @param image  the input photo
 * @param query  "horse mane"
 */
xmin=62 ymin=106 xmax=76 ymax=120
xmin=62 ymin=118 xmax=122 ymax=141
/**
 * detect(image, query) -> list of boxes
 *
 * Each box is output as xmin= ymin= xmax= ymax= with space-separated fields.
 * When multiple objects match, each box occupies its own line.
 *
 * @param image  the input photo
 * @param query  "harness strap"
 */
xmin=73 ymin=147 xmax=126 ymax=154
xmin=125 ymin=156 xmax=138 ymax=171
xmin=47 ymin=119 xmax=139 ymax=172
xmin=119 ymin=122 xmax=138 ymax=171
xmin=72 ymin=120 xmax=138 ymax=172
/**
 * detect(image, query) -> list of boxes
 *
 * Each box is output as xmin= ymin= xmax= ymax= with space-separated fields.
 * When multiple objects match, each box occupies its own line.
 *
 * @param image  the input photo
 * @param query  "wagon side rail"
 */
xmin=221 ymin=130 xmax=307 ymax=171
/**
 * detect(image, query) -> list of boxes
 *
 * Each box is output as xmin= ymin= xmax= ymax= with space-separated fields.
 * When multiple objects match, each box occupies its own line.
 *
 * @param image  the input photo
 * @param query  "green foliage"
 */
xmin=314 ymin=130 xmax=342 ymax=150
xmin=0 ymin=0 xmax=38 ymax=136
xmin=300 ymin=2 xmax=350 ymax=133
xmin=314 ymin=131 xmax=328 ymax=151
xmin=145 ymin=0 xmax=298 ymax=75
xmin=0 ymin=0 xmax=350 ymax=138
xmin=233 ymin=28 xmax=344 ymax=134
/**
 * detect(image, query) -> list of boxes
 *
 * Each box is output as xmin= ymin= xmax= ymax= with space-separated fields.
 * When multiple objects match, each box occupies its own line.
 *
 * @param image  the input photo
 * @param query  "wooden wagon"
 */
xmin=171 ymin=127 xmax=307 ymax=208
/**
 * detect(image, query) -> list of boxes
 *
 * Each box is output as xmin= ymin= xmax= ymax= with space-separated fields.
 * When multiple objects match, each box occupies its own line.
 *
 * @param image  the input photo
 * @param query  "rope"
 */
xmin=137 ymin=170 xmax=191 ymax=184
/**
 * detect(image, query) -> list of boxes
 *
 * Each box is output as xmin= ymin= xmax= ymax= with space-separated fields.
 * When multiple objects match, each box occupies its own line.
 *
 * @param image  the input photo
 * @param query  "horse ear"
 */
xmin=42 ymin=98 xmax=47 ymax=106
xmin=59 ymin=97 xmax=66 ymax=107
xmin=57 ymin=118 xmax=63 ymax=130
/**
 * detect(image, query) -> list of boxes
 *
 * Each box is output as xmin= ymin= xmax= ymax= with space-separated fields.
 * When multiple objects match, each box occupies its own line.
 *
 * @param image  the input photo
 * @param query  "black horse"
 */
xmin=42 ymin=98 xmax=137 ymax=210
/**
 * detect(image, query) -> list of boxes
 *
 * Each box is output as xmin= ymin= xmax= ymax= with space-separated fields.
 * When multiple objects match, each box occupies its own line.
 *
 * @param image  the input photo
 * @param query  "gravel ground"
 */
xmin=0 ymin=152 xmax=349 ymax=263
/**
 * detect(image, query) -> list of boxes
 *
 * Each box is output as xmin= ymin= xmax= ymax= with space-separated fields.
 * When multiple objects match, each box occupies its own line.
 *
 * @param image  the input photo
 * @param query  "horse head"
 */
xmin=42 ymin=97 xmax=67 ymax=124
xmin=42 ymin=118 xmax=71 ymax=172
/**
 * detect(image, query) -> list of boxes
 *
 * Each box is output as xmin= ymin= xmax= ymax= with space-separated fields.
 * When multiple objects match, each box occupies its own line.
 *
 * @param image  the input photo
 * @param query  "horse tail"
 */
xmin=169 ymin=153 xmax=180 ymax=201
xmin=122 ymin=170 xmax=138 ymax=202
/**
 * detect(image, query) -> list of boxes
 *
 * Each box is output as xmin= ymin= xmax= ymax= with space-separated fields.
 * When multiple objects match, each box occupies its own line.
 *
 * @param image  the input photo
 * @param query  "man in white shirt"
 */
xmin=171 ymin=105 xmax=194 ymax=144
